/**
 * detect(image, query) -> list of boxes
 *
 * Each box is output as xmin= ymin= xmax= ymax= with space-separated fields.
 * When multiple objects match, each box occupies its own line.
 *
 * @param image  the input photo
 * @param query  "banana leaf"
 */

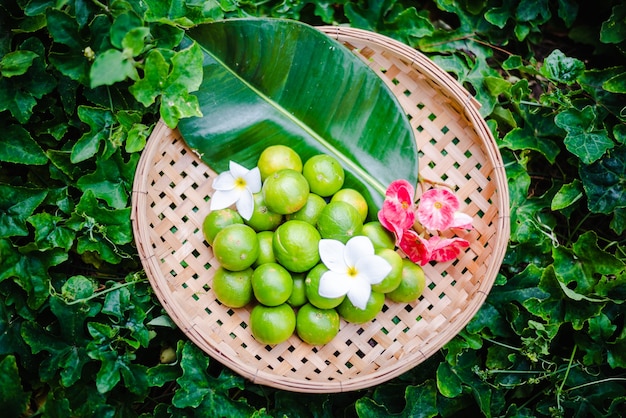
xmin=178 ymin=18 xmax=418 ymax=216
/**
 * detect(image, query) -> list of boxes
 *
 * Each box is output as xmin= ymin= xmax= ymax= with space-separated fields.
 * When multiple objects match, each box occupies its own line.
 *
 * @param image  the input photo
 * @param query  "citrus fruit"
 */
xmin=251 ymin=262 xmax=293 ymax=306
xmin=212 ymin=224 xmax=259 ymax=271
xmin=296 ymin=303 xmax=340 ymax=345
xmin=305 ymin=263 xmax=345 ymax=309
xmin=202 ymin=208 xmax=243 ymax=245
xmin=302 ymin=154 xmax=345 ymax=197
xmin=249 ymin=303 xmax=296 ymax=345
xmin=386 ymin=259 xmax=426 ymax=303
xmin=316 ymin=201 xmax=363 ymax=244
xmin=331 ymin=188 xmax=368 ymax=222
xmin=337 ymin=291 xmax=385 ymax=324
xmin=245 ymin=193 xmax=283 ymax=232
xmin=287 ymin=272 xmax=307 ymax=307
xmin=262 ymin=169 xmax=310 ymax=214
xmin=273 ymin=220 xmax=321 ymax=272
xmin=361 ymin=221 xmax=396 ymax=250
xmin=253 ymin=230 xmax=276 ymax=267
xmin=212 ymin=266 xmax=253 ymax=308
xmin=286 ymin=193 xmax=327 ymax=225
xmin=257 ymin=145 xmax=303 ymax=181
xmin=371 ymin=248 xmax=403 ymax=293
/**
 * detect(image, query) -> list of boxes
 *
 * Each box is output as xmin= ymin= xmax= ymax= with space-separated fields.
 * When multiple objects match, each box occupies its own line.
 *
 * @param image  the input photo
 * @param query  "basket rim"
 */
xmin=131 ymin=25 xmax=510 ymax=393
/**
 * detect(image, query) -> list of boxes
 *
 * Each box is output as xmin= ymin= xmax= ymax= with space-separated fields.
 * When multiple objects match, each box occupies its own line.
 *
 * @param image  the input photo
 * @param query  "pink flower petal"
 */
xmin=450 ymin=212 xmax=473 ymax=230
xmin=428 ymin=236 xmax=470 ymax=263
xmin=398 ymin=229 xmax=431 ymax=266
xmin=417 ymin=188 xmax=459 ymax=231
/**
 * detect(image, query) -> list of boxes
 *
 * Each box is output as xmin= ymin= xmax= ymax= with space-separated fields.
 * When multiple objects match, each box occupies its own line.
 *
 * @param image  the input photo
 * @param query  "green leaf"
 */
xmin=0 ymin=50 xmax=38 ymax=77
xmin=172 ymin=342 xmax=252 ymax=416
xmin=555 ymin=106 xmax=614 ymax=164
xmin=76 ymin=151 xmax=139 ymax=209
xmin=603 ymin=70 xmax=626 ymax=93
xmin=0 ymin=355 xmax=30 ymax=417
xmin=600 ymin=4 xmax=626 ymax=44
xmin=179 ymin=19 xmax=418 ymax=212
xmin=356 ymin=380 xmax=438 ymax=417
xmin=540 ymin=49 xmax=585 ymax=84
xmin=501 ymin=126 xmax=560 ymax=164
xmin=89 ymin=49 xmax=139 ymax=88
xmin=26 ymin=212 xmax=75 ymax=251
xmin=0 ymin=184 xmax=47 ymax=238
xmin=0 ymin=239 xmax=67 ymax=309
xmin=551 ymin=179 xmax=583 ymax=211
xmin=71 ymin=106 xmax=116 ymax=163
xmin=579 ymin=145 xmax=626 ymax=214
xmin=67 ymin=190 xmax=133 ymax=265
xmin=437 ymin=362 xmax=463 ymax=398
xmin=0 ymin=124 xmax=48 ymax=165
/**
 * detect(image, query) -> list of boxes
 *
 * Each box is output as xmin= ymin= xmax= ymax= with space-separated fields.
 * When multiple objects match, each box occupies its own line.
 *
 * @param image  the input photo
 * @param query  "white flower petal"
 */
xmin=210 ymin=188 xmax=240 ymax=210
xmin=318 ymin=271 xmax=351 ymax=298
xmin=346 ymin=280 xmax=372 ymax=310
xmin=319 ymin=239 xmax=348 ymax=272
xmin=235 ymin=190 xmax=254 ymax=220
xmin=229 ymin=160 xmax=249 ymax=179
xmin=356 ymin=255 xmax=392 ymax=285
xmin=344 ymin=236 xmax=375 ymax=266
xmin=212 ymin=172 xmax=236 ymax=190
xmin=245 ymin=167 xmax=262 ymax=193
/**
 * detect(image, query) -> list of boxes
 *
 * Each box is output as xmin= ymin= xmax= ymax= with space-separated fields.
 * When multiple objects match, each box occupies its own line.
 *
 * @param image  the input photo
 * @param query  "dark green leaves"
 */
xmin=580 ymin=145 xmax=626 ymax=214
xmin=0 ymin=356 xmax=30 ymax=417
xmin=555 ymin=105 xmax=614 ymax=164
xmin=180 ymin=18 xmax=418 ymax=211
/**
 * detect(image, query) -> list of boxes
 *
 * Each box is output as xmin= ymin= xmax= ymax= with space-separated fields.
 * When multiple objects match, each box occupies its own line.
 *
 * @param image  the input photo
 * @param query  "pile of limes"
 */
xmin=202 ymin=145 xmax=425 ymax=346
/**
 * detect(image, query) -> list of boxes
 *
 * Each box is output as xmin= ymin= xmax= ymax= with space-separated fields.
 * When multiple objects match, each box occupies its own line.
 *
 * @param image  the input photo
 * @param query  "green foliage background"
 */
xmin=1 ymin=0 xmax=625 ymax=416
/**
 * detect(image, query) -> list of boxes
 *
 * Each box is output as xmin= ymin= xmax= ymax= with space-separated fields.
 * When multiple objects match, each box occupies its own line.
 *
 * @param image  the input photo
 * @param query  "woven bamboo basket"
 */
xmin=131 ymin=26 xmax=510 ymax=393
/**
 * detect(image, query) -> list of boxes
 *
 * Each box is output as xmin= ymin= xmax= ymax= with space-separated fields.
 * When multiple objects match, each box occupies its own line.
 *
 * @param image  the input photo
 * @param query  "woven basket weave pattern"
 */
xmin=131 ymin=27 xmax=509 ymax=393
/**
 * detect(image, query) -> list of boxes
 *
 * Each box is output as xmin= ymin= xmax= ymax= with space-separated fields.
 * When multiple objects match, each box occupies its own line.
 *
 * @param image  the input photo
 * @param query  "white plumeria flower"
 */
xmin=210 ymin=161 xmax=261 ymax=220
xmin=318 ymin=236 xmax=392 ymax=310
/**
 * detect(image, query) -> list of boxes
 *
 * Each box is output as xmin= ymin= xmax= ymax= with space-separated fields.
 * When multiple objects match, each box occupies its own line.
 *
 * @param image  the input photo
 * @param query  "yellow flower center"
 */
xmin=434 ymin=201 xmax=442 ymax=210
xmin=235 ymin=177 xmax=247 ymax=189
xmin=347 ymin=266 xmax=358 ymax=278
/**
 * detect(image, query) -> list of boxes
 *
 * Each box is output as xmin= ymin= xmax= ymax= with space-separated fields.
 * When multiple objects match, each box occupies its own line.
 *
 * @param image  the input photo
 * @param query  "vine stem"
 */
xmin=51 ymin=279 xmax=146 ymax=306
xmin=556 ymin=345 xmax=577 ymax=412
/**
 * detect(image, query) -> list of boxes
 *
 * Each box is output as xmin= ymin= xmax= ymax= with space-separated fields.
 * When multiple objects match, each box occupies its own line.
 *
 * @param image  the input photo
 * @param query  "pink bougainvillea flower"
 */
xmin=210 ymin=161 xmax=261 ymax=220
xmin=378 ymin=179 xmax=416 ymax=240
xmin=398 ymin=229 xmax=432 ymax=266
xmin=427 ymin=236 xmax=470 ymax=263
xmin=416 ymin=188 xmax=460 ymax=231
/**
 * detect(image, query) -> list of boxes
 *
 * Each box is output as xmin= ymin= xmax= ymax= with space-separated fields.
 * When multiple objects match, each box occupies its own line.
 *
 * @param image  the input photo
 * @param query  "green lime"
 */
xmin=337 ymin=291 xmax=385 ymax=324
xmin=212 ymin=266 xmax=254 ymax=308
xmin=361 ymin=221 xmax=396 ymax=250
xmin=305 ymin=263 xmax=345 ymax=309
xmin=251 ymin=262 xmax=293 ymax=306
xmin=331 ymin=188 xmax=368 ymax=222
xmin=287 ymin=272 xmax=307 ymax=307
xmin=296 ymin=303 xmax=340 ymax=345
xmin=316 ymin=201 xmax=363 ymax=244
xmin=245 ymin=193 xmax=283 ymax=232
xmin=212 ymin=224 xmax=259 ymax=271
xmin=286 ymin=193 xmax=327 ymax=225
xmin=257 ymin=145 xmax=303 ymax=181
xmin=253 ymin=230 xmax=276 ymax=267
xmin=250 ymin=303 xmax=296 ymax=345
xmin=273 ymin=220 xmax=321 ymax=272
xmin=262 ymin=169 xmax=310 ymax=214
xmin=386 ymin=259 xmax=426 ymax=303
xmin=302 ymin=154 xmax=345 ymax=197
xmin=202 ymin=208 xmax=243 ymax=245
xmin=371 ymin=249 xmax=403 ymax=293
